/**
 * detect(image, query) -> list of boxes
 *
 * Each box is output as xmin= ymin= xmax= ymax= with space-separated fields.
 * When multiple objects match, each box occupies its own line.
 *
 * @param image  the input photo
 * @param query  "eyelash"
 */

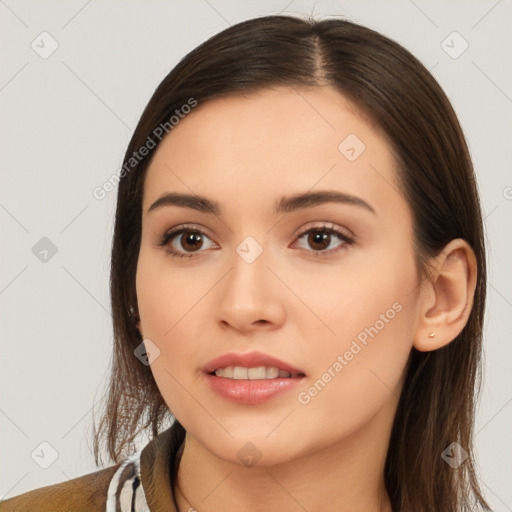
xmin=158 ymin=223 xmax=354 ymax=259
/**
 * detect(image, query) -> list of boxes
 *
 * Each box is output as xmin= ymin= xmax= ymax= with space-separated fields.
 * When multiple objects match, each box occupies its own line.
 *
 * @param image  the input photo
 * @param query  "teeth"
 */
xmin=247 ymin=366 xmax=266 ymax=379
xmin=233 ymin=367 xmax=248 ymax=379
xmin=266 ymin=367 xmax=279 ymax=379
xmin=214 ymin=366 xmax=293 ymax=380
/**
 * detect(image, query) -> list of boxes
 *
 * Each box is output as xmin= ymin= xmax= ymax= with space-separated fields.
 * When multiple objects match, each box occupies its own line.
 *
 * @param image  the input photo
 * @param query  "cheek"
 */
xmin=291 ymin=248 xmax=418 ymax=436
xmin=135 ymin=243 xmax=212 ymax=338
xmin=293 ymin=307 xmax=413 ymax=448
xmin=279 ymin=240 xmax=418 ymax=350
xmin=135 ymin=249 xmax=215 ymax=410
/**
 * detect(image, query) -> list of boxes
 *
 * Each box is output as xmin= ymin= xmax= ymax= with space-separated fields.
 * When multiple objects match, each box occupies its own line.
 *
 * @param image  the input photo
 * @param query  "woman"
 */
xmin=1 ymin=13 xmax=491 ymax=512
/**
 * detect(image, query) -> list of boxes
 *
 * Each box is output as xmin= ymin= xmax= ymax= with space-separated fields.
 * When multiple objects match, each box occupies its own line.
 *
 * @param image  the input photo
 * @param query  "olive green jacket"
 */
xmin=0 ymin=422 xmax=184 ymax=512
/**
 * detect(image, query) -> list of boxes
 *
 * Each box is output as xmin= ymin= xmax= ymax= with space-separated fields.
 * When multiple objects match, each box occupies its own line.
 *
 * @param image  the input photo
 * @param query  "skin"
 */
xmin=135 ymin=85 xmax=477 ymax=512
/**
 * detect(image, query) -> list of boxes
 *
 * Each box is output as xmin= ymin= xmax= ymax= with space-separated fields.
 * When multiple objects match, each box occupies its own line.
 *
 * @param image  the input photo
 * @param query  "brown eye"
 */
xmin=159 ymin=227 xmax=217 ymax=258
xmin=179 ymin=232 xmax=204 ymax=252
xmin=307 ymin=230 xmax=332 ymax=251
xmin=293 ymin=225 xmax=354 ymax=256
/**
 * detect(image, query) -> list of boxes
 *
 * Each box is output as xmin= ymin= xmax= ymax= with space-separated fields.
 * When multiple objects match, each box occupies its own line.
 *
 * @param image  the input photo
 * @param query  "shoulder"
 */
xmin=0 ymin=463 xmax=122 ymax=512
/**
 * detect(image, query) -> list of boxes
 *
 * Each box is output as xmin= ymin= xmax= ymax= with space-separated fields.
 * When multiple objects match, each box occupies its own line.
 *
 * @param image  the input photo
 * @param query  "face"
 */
xmin=136 ymin=86 xmax=422 ymax=466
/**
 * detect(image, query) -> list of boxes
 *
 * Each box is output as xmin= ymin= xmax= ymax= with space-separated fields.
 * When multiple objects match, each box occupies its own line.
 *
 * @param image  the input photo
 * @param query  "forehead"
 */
xmin=142 ymin=86 xmax=404 ymax=222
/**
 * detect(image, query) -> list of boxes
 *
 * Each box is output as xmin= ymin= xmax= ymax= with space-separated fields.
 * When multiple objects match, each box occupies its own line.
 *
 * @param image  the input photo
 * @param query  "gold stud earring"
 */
xmin=428 ymin=332 xmax=436 ymax=338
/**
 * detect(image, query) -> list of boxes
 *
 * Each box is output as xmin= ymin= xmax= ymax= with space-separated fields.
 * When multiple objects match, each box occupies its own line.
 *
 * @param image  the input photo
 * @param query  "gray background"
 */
xmin=1 ymin=0 xmax=511 ymax=509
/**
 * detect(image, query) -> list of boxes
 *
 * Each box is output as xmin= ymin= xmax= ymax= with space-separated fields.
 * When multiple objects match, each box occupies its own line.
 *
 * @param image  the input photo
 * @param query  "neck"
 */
xmin=173 ymin=396 xmax=397 ymax=512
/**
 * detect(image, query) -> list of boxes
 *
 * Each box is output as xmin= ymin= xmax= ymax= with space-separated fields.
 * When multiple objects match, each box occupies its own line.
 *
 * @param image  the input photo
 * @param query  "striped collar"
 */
xmin=106 ymin=422 xmax=185 ymax=512
xmin=106 ymin=451 xmax=147 ymax=511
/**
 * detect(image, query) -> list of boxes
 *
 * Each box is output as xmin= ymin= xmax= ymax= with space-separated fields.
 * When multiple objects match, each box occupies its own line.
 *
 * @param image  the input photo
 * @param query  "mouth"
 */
xmin=203 ymin=350 xmax=306 ymax=379
xmin=203 ymin=351 xmax=306 ymax=404
xmin=210 ymin=366 xmax=305 ymax=379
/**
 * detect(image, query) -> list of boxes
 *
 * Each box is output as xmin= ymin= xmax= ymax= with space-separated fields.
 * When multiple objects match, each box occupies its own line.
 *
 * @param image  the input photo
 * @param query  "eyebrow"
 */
xmin=147 ymin=190 xmax=376 ymax=216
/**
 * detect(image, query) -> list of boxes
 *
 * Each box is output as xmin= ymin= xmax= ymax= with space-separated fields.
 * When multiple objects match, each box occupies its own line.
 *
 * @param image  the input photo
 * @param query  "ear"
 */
xmin=413 ymin=238 xmax=477 ymax=352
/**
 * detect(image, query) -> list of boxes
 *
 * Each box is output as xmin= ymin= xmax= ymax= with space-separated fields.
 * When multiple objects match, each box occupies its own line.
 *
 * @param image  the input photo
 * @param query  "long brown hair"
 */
xmin=92 ymin=14 xmax=491 ymax=511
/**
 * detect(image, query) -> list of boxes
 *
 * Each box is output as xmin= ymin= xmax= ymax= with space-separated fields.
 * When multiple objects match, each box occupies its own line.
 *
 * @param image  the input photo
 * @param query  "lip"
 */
xmin=203 ymin=351 xmax=306 ymax=376
xmin=205 ymin=374 xmax=304 ymax=404
xmin=203 ymin=351 xmax=306 ymax=405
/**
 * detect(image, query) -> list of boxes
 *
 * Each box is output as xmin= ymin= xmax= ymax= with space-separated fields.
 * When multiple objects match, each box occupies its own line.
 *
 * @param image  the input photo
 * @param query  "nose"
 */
xmin=215 ymin=244 xmax=286 ymax=334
